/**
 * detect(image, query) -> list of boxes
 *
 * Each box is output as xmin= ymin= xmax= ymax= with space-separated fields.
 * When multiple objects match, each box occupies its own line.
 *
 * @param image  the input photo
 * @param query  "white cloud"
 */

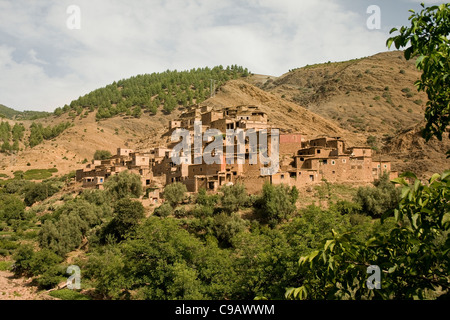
xmin=0 ymin=0 xmax=405 ymax=111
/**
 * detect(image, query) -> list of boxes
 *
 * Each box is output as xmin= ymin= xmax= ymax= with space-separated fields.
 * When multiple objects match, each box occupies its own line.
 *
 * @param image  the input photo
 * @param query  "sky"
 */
xmin=0 ymin=0 xmax=446 ymax=112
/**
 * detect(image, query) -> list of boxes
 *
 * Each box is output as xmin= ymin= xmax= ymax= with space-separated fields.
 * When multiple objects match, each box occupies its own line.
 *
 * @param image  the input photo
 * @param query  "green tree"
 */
xmin=132 ymin=106 xmax=142 ymax=118
xmin=354 ymin=172 xmax=401 ymax=218
xmin=103 ymin=171 xmax=143 ymax=199
xmin=220 ymin=183 xmax=248 ymax=213
xmin=258 ymin=183 xmax=298 ymax=224
xmin=212 ymin=212 xmax=247 ymax=246
xmin=12 ymin=244 xmax=35 ymax=276
xmin=93 ymin=150 xmax=112 ymax=160
xmin=0 ymin=194 xmax=26 ymax=225
xmin=153 ymin=203 xmax=173 ymax=218
xmin=286 ymin=171 xmax=450 ymax=300
xmin=387 ymin=3 xmax=450 ymax=142
xmin=163 ymin=182 xmax=187 ymax=207
xmin=24 ymin=181 xmax=63 ymax=206
xmin=102 ymin=198 xmax=145 ymax=242
xmin=39 ymin=199 xmax=105 ymax=256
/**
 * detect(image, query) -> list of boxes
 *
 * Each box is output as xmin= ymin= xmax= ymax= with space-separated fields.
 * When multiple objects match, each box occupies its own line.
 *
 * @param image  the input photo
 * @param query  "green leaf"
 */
xmin=429 ymin=173 xmax=441 ymax=183
xmin=400 ymin=172 xmax=418 ymax=180
xmin=401 ymin=186 xmax=411 ymax=199
xmin=324 ymin=239 xmax=334 ymax=252
xmin=308 ymin=250 xmax=319 ymax=262
xmin=442 ymin=213 xmax=450 ymax=226
xmin=440 ymin=171 xmax=450 ymax=181
xmin=391 ymin=177 xmax=408 ymax=186
xmin=414 ymin=179 xmax=421 ymax=192
xmin=388 ymin=265 xmax=397 ymax=273
xmin=415 ymin=55 xmax=425 ymax=68
xmin=412 ymin=213 xmax=420 ymax=228
xmin=405 ymin=47 xmax=413 ymax=60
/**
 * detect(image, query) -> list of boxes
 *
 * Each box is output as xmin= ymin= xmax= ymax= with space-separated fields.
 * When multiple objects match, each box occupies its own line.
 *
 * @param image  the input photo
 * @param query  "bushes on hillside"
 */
xmin=258 ymin=183 xmax=299 ymax=225
xmin=163 ymin=182 xmax=187 ymax=207
xmin=220 ymin=184 xmax=248 ymax=213
xmin=101 ymin=198 xmax=145 ymax=242
xmin=354 ymin=172 xmax=400 ymax=218
xmin=93 ymin=150 xmax=112 ymax=160
xmin=29 ymin=122 xmax=72 ymax=148
xmin=24 ymin=181 xmax=64 ymax=206
xmin=39 ymin=199 xmax=106 ymax=256
xmin=0 ymin=194 xmax=26 ymax=225
xmin=153 ymin=203 xmax=173 ymax=218
xmin=103 ymin=171 xmax=143 ymax=199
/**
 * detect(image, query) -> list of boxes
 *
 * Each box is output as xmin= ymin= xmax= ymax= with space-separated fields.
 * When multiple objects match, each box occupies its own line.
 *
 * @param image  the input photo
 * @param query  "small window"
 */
xmin=300 ymin=157 xmax=304 ymax=161
xmin=384 ymin=164 xmax=387 ymax=168
xmin=323 ymin=160 xmax=328 ymax=165
xmin=342 ymin=159 xmax=346 ymax=163
xmin=331 ymin=160 xmax=336 ymax=165
xmin=317 ymin=149 xmax=321 ymax=154
xmin=290 ymin=172 xmax=297 ymax=178
xmin=281 ymin=174 xmax=285 ymax=179
xmin=309 ymin=175 xmax=314 ymax=181
xmin=332 ymin=171 xmax=336 ymax=174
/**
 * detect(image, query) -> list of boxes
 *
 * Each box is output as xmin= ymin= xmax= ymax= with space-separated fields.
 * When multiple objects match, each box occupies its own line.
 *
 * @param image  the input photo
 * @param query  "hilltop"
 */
xmin=253 ymin=51 xmax=427 ymax=135
xmin=0 ymin=104 xmax=50 ymax=120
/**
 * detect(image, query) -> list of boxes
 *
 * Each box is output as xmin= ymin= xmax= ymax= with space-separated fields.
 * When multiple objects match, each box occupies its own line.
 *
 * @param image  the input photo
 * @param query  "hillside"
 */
xmin=58 ymin=65 xmax=249 ymax=120
xmin=0 ymin=104 xmax=20 ymax=119
xmin=201 ymin=79 xmax=360 ymax=143
xmin=0 ymin=104 xmax=50 ymax=120
xmin=254 ymin=51 xmax=427 ymax=135
xmin=380 ymin=124 xmax=450 ymax=178
xmin=248 ymin=51 xmax=449 ymax=178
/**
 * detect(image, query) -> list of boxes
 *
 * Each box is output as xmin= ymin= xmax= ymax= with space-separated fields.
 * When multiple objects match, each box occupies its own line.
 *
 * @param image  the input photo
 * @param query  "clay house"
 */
xmin=75 ymin=104 xmax=398 ymax=198
xmin=270 ymin=137 xmax=397 ymax=187
xmin=76 ymin=148 xmax=153 ymax=189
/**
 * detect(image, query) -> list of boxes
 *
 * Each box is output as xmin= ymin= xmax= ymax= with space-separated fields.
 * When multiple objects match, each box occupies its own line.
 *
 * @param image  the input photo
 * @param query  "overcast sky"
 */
xmin=0 ymin=0 xmax=445 ymax=112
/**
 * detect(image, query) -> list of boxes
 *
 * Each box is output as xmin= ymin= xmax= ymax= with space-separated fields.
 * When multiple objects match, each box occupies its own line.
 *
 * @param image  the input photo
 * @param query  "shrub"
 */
xmin=163 ymin=182 xmax=187 ymax=207
xmin=0 ymin=194 xmax=26 ymax=224
xmin=334 ymin=200 xmax=362 ymax=215
xmin=24 ymin=181 xmax=63 ymax=206
xmin=12 ymin=244 xmax=35 ymax=276
xmin=258 ymin=183 xmax=298 ymax=224
xmin=36 ymin=265 xmax=67 ymax=290
xmin=93 ymin=150 xmax=112 ymax=160
xmin=220 ymin=184 xmax=248 ymax=213
xmin=174 ymin=207 xmax=187 ymax=218
xmin=196 ymin=188 xmax=219 ymax=207
xmin=354 ymin=172 xmax=401 ymax=218
xmin=153 ymin=203 xmax=173 ymax=218
xmin=39 ymin=199 xmax=105 ymax=256
xmin=212 ymin=212 xmax=247 ymax=246
xmin=103 ymin=170 xmax=143 ymax=199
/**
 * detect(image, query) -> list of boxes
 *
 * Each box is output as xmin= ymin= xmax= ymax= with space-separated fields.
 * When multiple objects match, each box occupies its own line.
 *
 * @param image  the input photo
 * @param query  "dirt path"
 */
xmin=0 ymin=270 xmax=56 ymax=300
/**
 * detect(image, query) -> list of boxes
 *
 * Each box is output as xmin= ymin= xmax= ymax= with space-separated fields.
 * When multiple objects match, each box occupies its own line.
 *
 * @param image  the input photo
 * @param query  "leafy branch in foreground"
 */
xmin=286 ymin=171 xmax=450 ymax=300
xmin=387 ymin=3 xmax=450 ymax=142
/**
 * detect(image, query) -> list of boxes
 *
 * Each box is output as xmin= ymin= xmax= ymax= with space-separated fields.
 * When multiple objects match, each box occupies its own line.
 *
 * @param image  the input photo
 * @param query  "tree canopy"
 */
xmin=387 ymin=3 xmax=450 ymax=142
